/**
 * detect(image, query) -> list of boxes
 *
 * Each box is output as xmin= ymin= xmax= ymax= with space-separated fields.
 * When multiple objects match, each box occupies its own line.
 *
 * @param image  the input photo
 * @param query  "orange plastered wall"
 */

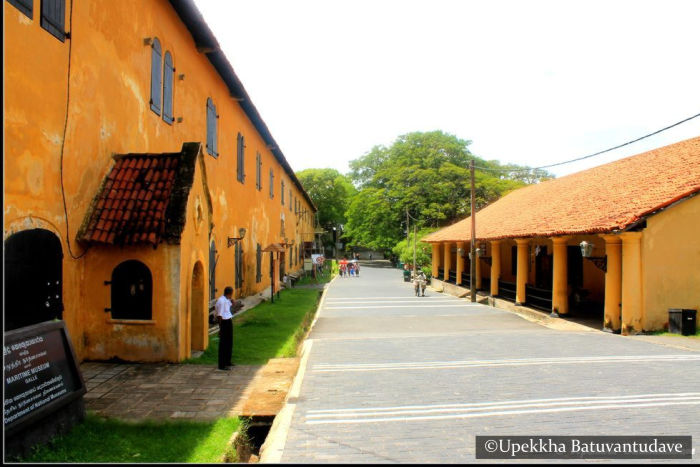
xmin=5 ymin=0 xmax=315 ymax=360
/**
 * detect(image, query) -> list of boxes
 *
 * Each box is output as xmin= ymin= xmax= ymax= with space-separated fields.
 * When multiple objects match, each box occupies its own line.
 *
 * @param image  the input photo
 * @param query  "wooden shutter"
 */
xmin=41 ymin=0 xmax=65 ymax=41
xmin=270 ymin=169 xmax=274 ymax=198
xmin=206 ymin=98 xmax=218 ymax=157
xmin=256 ymin=244 xmax=262 ymax=283
xmin=256 ymin=153 xmax=261 ymax=190
xmin=162 ymin=51 xmax=174 ymax=124
xmin=237 ymin=133 xmax=245 ymax=183
xmin=8 ymin=0 xmax=33 ymax=18
xmin=150 ymin=39 xmax=162 ymax=115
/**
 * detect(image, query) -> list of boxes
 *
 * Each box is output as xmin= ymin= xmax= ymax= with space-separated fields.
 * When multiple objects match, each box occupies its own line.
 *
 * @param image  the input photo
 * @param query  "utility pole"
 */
xmin=413 ymin=223 xmax=417 ymax=275
xmin=470 ymin=159 xmax=477 ymax=303
xmin=406 ymin=208 xmax=410 ymax=245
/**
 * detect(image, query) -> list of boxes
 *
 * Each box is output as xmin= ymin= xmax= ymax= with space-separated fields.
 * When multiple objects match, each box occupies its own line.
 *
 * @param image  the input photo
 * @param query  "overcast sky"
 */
xmin=194 ymin=0 xmax=700 ymax=177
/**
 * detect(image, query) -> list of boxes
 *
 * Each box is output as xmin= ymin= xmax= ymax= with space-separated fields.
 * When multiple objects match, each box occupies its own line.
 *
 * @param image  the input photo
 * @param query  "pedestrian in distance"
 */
xmin=413 ymin=268 xmax=427 ymax=297
xmin=216 ymin=286 xmax=235 ymax=371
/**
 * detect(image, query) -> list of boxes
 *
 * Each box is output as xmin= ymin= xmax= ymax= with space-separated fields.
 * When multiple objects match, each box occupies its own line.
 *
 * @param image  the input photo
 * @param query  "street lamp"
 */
xmin=227 ymin=228 xmax=246 ymax=247
xmin=332 ymin=227 xmax=337 ymax=261
xmin=579 ymin=240 xmax=607 ymax=272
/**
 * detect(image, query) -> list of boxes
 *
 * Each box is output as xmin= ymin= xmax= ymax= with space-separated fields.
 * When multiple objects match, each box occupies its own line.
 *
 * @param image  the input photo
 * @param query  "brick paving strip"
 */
xmin=81 ymin=358 xmax=300 ymax=421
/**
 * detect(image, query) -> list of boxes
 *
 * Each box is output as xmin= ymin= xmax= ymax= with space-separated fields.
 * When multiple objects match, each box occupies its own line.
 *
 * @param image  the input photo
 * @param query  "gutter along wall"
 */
xmin=4 ymin=0 xmax=315 ymax=361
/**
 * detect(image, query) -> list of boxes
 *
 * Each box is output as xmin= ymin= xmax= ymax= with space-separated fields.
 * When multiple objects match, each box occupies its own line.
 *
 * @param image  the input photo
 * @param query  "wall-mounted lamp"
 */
xmin=579 ymin=240 xmax=607 ymax=272
xmin=457 ymin=247 xmax=465 ymax=256
xmin=143 ymin=37 xmax=153 ymax=46
xmin=227 ymin=228 xmax=247 ymax=248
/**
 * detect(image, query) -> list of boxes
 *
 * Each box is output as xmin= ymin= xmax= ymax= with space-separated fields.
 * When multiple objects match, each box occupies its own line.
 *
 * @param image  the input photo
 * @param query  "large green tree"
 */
xmin=296 ymin=168 xmax=356 ymax=232
xmin=345 ymin=130 xmax=551 ymax=252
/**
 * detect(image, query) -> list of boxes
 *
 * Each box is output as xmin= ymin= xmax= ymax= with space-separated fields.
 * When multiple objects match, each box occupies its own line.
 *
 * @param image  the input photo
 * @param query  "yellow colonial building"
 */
xmin=4 ymin=0 xmax=317 ymax=361
xmin=424 ymin=137 xmax=700 ymax=334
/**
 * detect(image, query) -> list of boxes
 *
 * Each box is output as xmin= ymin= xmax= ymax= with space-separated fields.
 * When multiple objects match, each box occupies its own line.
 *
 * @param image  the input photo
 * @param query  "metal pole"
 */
xmin=470 ymin=159 xmax=476 ymax=303
xmin=413 ymin=223 xmax=417 ymax=275
xmin=406 ymin=208 xmax=410 ymax=245
xmin=270 ymin=251 xmax=274 ymax=303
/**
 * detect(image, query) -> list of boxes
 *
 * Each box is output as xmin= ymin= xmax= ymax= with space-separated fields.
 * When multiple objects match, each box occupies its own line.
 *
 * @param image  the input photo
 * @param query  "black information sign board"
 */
xmin=4 ymin=320 xmax=86 ymax=436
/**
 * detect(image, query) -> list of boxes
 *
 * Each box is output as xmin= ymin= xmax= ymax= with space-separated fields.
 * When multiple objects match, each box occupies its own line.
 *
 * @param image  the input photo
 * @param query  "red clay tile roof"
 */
xmin=423 ymin=136 xmax=700 ymax=243
xmin=78 ymin=143 xmax=204 ymax=246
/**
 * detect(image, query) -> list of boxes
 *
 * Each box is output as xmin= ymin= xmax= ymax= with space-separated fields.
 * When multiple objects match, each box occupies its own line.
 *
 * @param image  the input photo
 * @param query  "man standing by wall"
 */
xmin=216 ymin=286 xmax=235 ymax=371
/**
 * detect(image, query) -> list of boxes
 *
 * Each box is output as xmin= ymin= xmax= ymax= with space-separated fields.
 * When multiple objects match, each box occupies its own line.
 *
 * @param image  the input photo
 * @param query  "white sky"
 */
xmin=194 ymin=0 xmax=700 ymax=177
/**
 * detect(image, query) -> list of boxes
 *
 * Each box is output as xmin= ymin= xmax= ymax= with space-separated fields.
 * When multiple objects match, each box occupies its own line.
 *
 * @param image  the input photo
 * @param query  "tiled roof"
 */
xmin=78 ymin=143 xmax=203 ymax=246
xmin=423 ymin=136 xmax=700 ymax=243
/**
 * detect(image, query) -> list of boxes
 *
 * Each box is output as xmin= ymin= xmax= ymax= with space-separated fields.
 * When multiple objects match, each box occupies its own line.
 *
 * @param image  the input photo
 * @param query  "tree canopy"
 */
xmin=344 ymin=130 xmax=551 ymax=252
xmin=295 ymin=168 xmax=356 ymax=232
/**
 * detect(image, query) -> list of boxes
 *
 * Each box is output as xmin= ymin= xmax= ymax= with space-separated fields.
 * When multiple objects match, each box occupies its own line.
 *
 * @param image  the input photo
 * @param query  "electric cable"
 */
xmin=59 ymin=0 xmax=90 ymax=260
xmin=472 ymin=111 xmax=700 ymax=173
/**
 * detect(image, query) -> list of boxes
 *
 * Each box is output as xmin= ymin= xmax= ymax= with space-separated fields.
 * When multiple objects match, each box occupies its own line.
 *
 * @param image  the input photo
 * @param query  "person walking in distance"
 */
xmin=216 ymin=286 xmax=235 ymax=371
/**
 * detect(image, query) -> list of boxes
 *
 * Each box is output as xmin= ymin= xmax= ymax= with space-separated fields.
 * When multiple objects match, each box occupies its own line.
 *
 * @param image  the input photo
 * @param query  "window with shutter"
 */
xmin=289 ymin=189 xmax=292 ymax=211
xmin=269 ymin=169 xmax=274 ymax=199
xmin=281 ymin=180 xmax=285 ymax=205
xmin=41 ymin=0 xmax=65 ymax=41
xmin=162 ymin=51 xmax=174 ymax=124
xmin=150 ymin=38 xmax=162 ymax=115
xmin=235 ymin=242 xmax=243 ymax=289
xmin=206 ymin=98 xmax=218 ymax=157
xmin=8 ymin=0 xmax=33 ymax=18
xmin=110 ymin=261 xmax=152 ymax=320
xmin=237 ymin=133 xmax=245 ymax=183
xmin=256 ymin=243 xmax=262 ymax=283
xmin=256 ymin=152 xmax=262 ymax=191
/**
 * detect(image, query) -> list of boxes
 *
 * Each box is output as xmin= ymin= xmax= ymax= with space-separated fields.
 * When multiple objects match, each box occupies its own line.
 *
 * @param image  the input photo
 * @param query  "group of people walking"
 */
xmin=339 ymin=257 xmax=360 ymax=277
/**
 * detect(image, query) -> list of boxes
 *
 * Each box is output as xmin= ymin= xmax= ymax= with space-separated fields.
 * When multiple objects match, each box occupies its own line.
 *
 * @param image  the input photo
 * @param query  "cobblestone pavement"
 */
xmin=81 ymin=362 xmax=261 ymax=421
xmin=276 ymin=265 xmax=700 ymax=463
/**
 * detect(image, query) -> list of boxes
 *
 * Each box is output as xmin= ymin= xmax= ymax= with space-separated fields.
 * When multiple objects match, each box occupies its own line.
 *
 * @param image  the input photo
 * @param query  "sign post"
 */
xmin=4 ymin=320 xmax=86 ymax=457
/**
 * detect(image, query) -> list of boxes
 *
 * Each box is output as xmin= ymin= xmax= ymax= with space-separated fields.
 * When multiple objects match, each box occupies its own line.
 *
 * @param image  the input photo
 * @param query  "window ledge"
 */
xmin=107 ymin=318 xmax=156 ymax=325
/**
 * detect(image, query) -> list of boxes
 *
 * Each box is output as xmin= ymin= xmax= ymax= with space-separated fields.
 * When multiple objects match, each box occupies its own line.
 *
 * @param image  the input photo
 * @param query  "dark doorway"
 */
xmin=235 ymin=241 xmax=243 ymax=290
xmin=4 ymin=229 xmax=64 ymax=331
xmin=535 ymin=246 xmax=552 ymax=289
xmin=209 ymin=240 xmax=218 ymax=301
xmin=110 ymin=260 xmax=152 ymax=320
xmin=567 ymin=246 xmax=583 ymax=288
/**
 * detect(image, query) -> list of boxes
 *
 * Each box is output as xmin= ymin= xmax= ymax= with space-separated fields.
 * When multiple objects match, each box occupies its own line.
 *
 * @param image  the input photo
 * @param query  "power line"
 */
xmin=473 ymin=111 xmax=700 ymax=173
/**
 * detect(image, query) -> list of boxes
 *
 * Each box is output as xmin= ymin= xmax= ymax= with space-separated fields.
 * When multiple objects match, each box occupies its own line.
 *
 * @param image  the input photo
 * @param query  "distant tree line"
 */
xmin=296 ymin=130 xmax=552 ymax=260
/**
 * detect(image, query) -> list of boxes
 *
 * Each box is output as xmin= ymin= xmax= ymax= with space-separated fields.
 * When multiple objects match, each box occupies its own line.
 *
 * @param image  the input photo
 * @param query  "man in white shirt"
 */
xmin=216 ymin=286 xmax=235 ymax=371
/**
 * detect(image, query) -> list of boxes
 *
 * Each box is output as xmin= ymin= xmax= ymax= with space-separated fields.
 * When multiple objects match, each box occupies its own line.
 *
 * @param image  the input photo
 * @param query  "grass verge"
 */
xmin=652 ymin=330 xmax=700 ymax=339
xmin=184 ymin=287 xmax=322 ymax=366
xmin=14 ymin=414 xmax=241 ymax=463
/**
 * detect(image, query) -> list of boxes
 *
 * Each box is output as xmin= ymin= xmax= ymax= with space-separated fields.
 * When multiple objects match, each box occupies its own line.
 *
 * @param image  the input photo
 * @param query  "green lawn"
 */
xmin=652 ymin=330 xmax=700 ymax=339
xmin=14 ymin=414 xmax=241 ymax=463
xmin=184 ymin=287 xmax=321 ymax=365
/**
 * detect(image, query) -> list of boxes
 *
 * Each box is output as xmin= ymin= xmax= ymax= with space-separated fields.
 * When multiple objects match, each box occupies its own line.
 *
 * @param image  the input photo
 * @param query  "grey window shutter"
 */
xmin=206 ymin=98 xmax=218 ymax=157
xmin=241 ymin=135 xmax=245 ymax=182
xmin=162 ymin=52 xmax=174 ymax=124
xmin=270 ymin=169 xmax=274 ymax=198
xmin=256 ymin=244 xmax=262 ymax=283
xmin=8 ymin=0 xmax=33 ymax=18
xmin=258 ymin=154 xmax=263 ymax=190
xmin=150 ymin=39 xmax=162 ymax=115
xmin=41 ymin=0 xmax=65 ymax=41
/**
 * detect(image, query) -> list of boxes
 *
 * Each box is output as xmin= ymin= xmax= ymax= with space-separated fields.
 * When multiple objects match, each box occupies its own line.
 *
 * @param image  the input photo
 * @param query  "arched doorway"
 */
xmin=4 ymin=229 xmax=63 ymax=331
xmin=190 ymin=261 xmax=205 ymax=352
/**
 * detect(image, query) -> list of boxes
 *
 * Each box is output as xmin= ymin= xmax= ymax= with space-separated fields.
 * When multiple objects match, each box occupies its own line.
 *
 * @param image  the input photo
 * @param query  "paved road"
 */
xmin=276 ymin=265 xmax=700 ymax=463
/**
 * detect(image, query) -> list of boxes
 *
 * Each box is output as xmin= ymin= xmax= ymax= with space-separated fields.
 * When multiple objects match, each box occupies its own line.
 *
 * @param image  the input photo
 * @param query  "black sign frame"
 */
xmin=4 ymin=320 xmax=86 ymax=436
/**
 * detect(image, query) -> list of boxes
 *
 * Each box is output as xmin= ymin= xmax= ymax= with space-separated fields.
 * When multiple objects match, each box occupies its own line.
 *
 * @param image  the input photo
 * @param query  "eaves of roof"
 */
xmin=168 ymin=0 xmax=317 ymax=213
